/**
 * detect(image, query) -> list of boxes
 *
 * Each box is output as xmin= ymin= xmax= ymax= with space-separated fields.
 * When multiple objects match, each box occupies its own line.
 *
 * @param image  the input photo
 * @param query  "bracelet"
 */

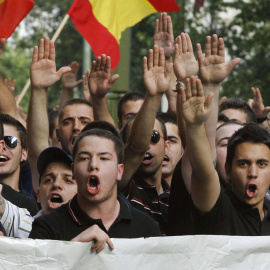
xmin=257 ymin=116 xmax=267 ymax=124
xmin=176 ymin=79 xmax=186 ymax=90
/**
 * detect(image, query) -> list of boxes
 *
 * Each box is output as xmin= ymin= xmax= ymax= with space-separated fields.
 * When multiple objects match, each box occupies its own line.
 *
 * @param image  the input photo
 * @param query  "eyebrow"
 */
xmin=168 ymin=135 xmax=179 ymax=140
xmin=98 ymin=152 xmax=113 ymax=156
xmin=124 ymin=112 xmax=135 ymax=118
xmin=77 ymin=151 xmax=113 ymax=156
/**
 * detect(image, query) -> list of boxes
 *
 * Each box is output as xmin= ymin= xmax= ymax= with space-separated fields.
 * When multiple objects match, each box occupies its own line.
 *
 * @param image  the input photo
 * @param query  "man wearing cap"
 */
xmin=0 ymin=147 xmax=77 ymax=238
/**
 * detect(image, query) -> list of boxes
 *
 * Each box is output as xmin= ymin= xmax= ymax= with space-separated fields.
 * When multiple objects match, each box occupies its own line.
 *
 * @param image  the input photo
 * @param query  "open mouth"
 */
xmin=142 ymin=152 xmax=154 ymax=164
xmin=0 ymin=155 xmax=9 ymax=164
xmin=87 ymin=175 xmax=100 ymax=195
xmin=247 ymin=184 xmax=257 ymax=198
xmin=50 ymin=194 xmax=63 ymax=205
xmin=71 ymin=136 xmax=77 ymax=146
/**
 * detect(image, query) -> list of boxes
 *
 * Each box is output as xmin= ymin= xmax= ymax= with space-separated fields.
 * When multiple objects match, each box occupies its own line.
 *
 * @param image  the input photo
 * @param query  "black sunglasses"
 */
xmin=151 ymin=130 xmax=164 ymax=145
xmin=4 ymin=136 xmax=19 ymax=149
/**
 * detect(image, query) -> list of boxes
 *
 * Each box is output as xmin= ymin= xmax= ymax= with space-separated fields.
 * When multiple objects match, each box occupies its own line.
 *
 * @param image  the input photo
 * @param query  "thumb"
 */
xmin=57 ymin=67 xmax=72 ymax=78
xmin=226 ymin=57 xmax=241 ymax=74
xmin=110 ymin=74 xmax=119 ymax=85
xmin=75 ymin=79 xmax=83 ymax=87
xmin=204 ymin=92 xmax=214 ymax=111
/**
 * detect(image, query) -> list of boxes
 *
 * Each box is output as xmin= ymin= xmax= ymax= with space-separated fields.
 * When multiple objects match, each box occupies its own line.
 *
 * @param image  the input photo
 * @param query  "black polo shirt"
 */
xmin=121 ymin=173 xmax=170 ymax=235
xmin=192 ymin=187 xmax=270 ymax=236
xmin=29 ymin=193 xmax=161 ymax=240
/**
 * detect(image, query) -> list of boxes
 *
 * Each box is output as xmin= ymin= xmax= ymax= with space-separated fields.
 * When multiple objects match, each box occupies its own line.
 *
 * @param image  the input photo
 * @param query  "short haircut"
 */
xmin=216 ymin=119 xmax=244 ymax=132
xmin=72 ymin=129 xmax=124 ymax=164
xmin=0 ymin=121 xmax=3 ymax=140
xmin=218 ymin=112 xmax=230 ymax=124
xmin=117 ymin=92 xmax=144 ymax=123
xmin=48 ymin=110 xmax=59 ymax=138
xmin=226 ymin=123 xmax=270 ymax=169
xmin=0 ymin=114 xmax=27 ymax=149
xmin=157 ymin=112 xmax=177 ymax=125
xmin=120 ymin=113 xmax=167 ymax=144
xmin=219 ymin=98 xmax=257 ymax=123
xmin=59 ymin=99 xmax=93 ymax=122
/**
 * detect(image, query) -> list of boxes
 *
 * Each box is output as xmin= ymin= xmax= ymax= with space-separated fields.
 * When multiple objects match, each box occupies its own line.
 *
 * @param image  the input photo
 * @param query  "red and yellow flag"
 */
xmin=0 ymin=0 xmax=34 ymax=38
xmin=68 ymin=0 xmax=180 ymax=71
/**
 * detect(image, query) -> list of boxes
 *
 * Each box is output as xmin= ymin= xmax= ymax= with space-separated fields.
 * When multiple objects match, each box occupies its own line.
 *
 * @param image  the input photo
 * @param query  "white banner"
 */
xmin=0 ymin=235 xmax=269 ymax=269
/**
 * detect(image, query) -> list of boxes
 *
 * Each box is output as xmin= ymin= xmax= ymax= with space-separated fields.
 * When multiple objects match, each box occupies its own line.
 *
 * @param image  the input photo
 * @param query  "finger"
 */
xmin=159 ymin=47 xmax=165 ymax=68
xmin=49 ymin=41 xmax=56 ymax=61
xmin=12 ymin=79 xmax=16 ymax=88
xmin=158 ymin=13 xmax=163 ymax=32
xmin=96 ymin=56 xmax=101 ymax=71
xmin=190 ymin=76 xmax=197 ymax=97
xmin=32 ymin=46 xmax=38 ymax=64
xmin=91 ymin=244 xmax=97 ymax=252
xmin=105 ymin=56 xmax=111 ymax=73
xmin=44 ymin=37 xmax=50 ymax=59
xmin=165 ymin=62 xmax=173 ymax=80
xmin=186 ymin=33 xmax=194 ymax=52
xmin=264 ymin=106 xmax=270 ymax=113
xmin=110 ymin=74 xmax=119 ymax=84
xmin=196 ymin=78 xmax=204 ymax=97
xmin=106 ymin=237 xmax=114 ymax=250
xmin=180 ymin=87 xmax=186 ymax=104
xmin=174 ymin=43 xmax=179 ymax=58
xmin=247 ymin=99 xmax=254 ymax=108
xmin=226 ymin=58 xmax=241 ymax=75
xmin=154 ymin=19 xmax=159 ymax=35
xmin=204 ymin=36 xmax=211 ymax=57
xmin=75 ymin=79 xmax=83 ymax=87
xmin=57 ymin=66 xmax=72 ymax=78
xmin=181 ymin=33 xmax=187 ymax=53
xmin=219 ymin=96 xmax=227 ymax=106
xmin=163 ymin=12 xmax=168 ymax=32
xmin=38 ymin=38 xmax=44 ymax=61
xmin=97 ymin=242 xmax=106 ymax=253
xmin=153 ymin=45 xmax=159 ymax=67
xmin=100 ymin=54 xmax=107 ymax=71
xmin=196 ymin=43 xmax=203 ymax=63
xmin=251 ymin=87 xmax=256 ymax=98
xmin=217 ymin=38 xmax=225 ymax=57
xmin=91 ymin=60 xmax=96 ymax=72
xmin=143 ymin=56 xmax=148 ymax=73
xmin=255 ymin=88 xmax=263 ymax=102
xmin=167 ymin=16 xmax=173 ymax=35
xmin=147 ymin=49 xmax=153 ymax=69
xmin=211 ymin=34 xmax=218 ymax=55
xmin=185 ymin=78 xmax=192 ymax=100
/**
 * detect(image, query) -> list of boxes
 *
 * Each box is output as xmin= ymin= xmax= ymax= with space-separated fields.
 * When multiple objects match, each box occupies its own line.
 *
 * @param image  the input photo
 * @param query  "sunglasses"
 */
xmin=151 ymin=130 xmax=164 ymax=145
xmin=4 ymin=136 xmax=20 ymax=149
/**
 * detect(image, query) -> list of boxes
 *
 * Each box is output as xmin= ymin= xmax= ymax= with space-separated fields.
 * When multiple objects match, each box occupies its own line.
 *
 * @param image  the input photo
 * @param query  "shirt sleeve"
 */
xmin=1 ymin=199 xmax=34 ymax=238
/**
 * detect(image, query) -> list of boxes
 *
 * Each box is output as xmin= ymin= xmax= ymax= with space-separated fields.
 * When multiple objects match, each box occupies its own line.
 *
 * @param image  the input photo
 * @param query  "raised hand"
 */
xmin=0 ymin=38 xmax=6 ymax=55
xmin=88 ymin=54 xmax=119 ymax=97
xmin=82 ymin=69 xmax=91 ymax=102
xmin=179 ymin=76 xmax=213 ymax=125
xmin=197 ymin=35 xmax=240 ymax=87
xmin=143 ymin=45 xmax=173 ymax=96
xmin=30 ymin=37 xmax=71 ymax=89
xmin=61 ymin=61 xmax=82 ymax=90
xmin=153 ymin=12 xmax=175 ymax=59
xmin=4 ymin=78 xmax=16 ymax=93
xmin=173 ymin=33 xmax=199 ymax=81
xmin=249 ymin=87 xmax=270 ymax=118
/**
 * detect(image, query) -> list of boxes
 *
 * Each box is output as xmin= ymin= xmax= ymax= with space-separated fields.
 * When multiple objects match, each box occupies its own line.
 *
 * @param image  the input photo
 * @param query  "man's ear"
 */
xmin=225 ymin=162 xmax=232 ymax=182
xmin=21 ymin=149 xmax=28 ymax=162
xmin=117 ymin=164 xmax=124 ymax=182
xmin=56 ymin=128 xmax=60 ymax=142
xmin=36 ymin=188 xmax=40 ymax=203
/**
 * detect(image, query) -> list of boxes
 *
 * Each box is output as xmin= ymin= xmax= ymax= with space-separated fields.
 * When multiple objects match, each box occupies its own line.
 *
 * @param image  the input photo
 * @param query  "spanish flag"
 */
xmin=0 ymin=0 xmax=34 ymax=38
xmin=68 ymin=0 xmax=180 ymax=71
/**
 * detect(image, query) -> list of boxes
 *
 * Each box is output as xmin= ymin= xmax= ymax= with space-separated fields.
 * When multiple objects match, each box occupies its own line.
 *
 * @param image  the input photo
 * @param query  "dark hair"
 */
xmin=226 ymin=123 xmax=270 ymax=169
xmin=120 ymin=113 xmax=167 ymax=144
xmin=82 ymin=120 xmax=122 ymax=141
xmin=157 ymin=112 xmax=177 ymax=125
xmin=48 ymin=110 xmax=59 ymax=138
xmin=219 ymin=98 xmax=257 ymax=123
xmin=216 ymin=119 xmax=244 ymax=132
xmin=117 ymin=92 xmax=144 ymax=123
xmin=218 ymin=112 xmax=230 ymax=124
xmin=72 ymin=129 xmax=124 ymax=163
xmin=0 ymin=121 xmax=3 ymax=140
xmin=59 ymin=99 xmax=93 ymax=122
xmin=0 ymin=114 xmax=27 ymax=149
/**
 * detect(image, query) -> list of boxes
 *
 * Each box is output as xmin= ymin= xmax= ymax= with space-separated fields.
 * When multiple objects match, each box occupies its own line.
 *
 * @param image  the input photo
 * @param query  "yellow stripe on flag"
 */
xmin=89 ymin=0 xmax=156 ymax=43
xmin=0 ymin=0 xmax=5 ymax=5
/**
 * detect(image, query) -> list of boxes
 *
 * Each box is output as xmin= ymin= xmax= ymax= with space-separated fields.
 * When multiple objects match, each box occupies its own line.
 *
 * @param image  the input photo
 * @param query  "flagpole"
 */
xmin=16 ymin=14 xmax=70 ymax=106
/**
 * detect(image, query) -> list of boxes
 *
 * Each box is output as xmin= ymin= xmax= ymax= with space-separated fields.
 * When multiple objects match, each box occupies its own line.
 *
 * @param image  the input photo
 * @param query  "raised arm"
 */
xmin=59 ymin=61 xmax=82 ymax=107
xmin=27 ymin=37 xmax=71 ymax=192
xmin=179 ymin=76 xmax=219 ymax=213
xmin=88 ymin=55 xmax=118 ymax=126
xmin=119 ymin=45 xmax=172 ymax=189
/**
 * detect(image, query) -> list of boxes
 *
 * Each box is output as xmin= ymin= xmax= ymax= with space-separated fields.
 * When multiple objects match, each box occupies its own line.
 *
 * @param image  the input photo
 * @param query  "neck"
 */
xmin=0 ymin=169 xmax=20 ymax=191
xmin=143 ymin=167 xmax=163 ymax=195
xmin=78 ymin=191 xmax=120 ymax=231
xmin=163 ymin=174 xmax=172 ymax=187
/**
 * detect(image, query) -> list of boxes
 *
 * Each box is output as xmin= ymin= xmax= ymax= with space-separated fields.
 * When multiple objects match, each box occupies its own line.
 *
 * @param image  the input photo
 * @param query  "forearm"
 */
xmin=176 ymin=94 xmax=186 ymax=149
xmin=203 ymin=83 xmax=220 ymax=161
xmin=166 ymin=67 xmax=177 ymax=114
xmin=27 ymin=87 xmax=49 ymax=192
xmin=91 ymin=96 xmax=115 ymax=126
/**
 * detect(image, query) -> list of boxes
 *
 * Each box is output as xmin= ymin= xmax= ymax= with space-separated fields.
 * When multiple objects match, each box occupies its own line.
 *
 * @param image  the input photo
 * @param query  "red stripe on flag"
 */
xmin=0 ymin=0 xmax=34 ymax=38
xmin=148 ymin=0 xmax=180 ymax=12
xmin=68 ymin=0 xmax=120 ymax=71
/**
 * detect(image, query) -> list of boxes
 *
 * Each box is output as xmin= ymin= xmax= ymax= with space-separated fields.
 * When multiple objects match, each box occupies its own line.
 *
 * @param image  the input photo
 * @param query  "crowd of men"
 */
xmin=1 ymin=12 xmax=270 ymax=253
